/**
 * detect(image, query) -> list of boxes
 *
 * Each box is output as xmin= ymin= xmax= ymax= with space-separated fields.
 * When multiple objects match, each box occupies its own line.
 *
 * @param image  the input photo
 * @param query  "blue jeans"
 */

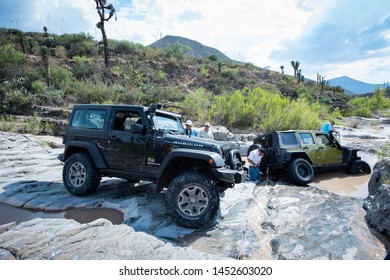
xmin=249 ymin=166 xmax=259 ymax=181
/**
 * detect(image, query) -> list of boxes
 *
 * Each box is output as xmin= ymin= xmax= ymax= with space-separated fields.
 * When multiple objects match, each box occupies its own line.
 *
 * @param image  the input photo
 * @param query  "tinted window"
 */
xmin=113 ymin=111 xmax=141 ymax=131
xmin=280 ymin=132 xmax=298 ymax=145
xmin=70 ymin=109 xmax=106 ymax=129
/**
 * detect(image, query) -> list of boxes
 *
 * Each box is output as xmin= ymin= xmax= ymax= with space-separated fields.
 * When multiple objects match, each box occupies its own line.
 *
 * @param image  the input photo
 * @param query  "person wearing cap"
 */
xmin=184 ymin=120 xmax=197 ymax=137
xmin=198 ymin=122 xmax=214 ymax=139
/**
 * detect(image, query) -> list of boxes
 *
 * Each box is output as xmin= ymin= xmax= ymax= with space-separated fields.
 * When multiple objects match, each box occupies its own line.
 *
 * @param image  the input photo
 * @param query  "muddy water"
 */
xmin=0 ymin=203 xmax=123 ymax=226
xmin=244 ymin=151 xmax=378 ymax=198
xmin=312 ymin=152 xmax=378 ymax=198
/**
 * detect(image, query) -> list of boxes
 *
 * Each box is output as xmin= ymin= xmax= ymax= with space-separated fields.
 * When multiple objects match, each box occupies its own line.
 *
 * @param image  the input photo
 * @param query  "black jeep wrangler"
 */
xmin=247 ymin=130 xmax=371 ymax=185
xmin=58 ymin=104 xmax=245 ymax=228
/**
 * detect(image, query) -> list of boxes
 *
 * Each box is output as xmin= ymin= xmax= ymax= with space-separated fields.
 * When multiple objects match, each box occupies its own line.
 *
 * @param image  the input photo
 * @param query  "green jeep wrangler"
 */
xmin=248 ymin=130 xmax=371 ymax=185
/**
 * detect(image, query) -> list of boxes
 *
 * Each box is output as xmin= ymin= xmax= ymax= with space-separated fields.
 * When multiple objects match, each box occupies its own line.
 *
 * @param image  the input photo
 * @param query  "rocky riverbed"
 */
xmin=0 ymin=118 xmax=389 ymax=260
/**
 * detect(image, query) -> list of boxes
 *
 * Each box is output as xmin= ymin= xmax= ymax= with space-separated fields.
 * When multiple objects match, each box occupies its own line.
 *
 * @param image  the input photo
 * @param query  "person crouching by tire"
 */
xmin=247 ymin=148 xmax=265 ymax=183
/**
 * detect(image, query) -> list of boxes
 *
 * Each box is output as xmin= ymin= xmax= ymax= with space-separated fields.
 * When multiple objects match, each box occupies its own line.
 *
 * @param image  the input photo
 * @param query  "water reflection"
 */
xmin=0 ymin=203 xmax=123 ymax=226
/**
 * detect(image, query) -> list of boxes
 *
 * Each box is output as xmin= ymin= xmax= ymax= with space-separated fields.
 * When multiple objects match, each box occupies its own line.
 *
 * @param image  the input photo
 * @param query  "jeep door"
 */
xmin=103 ymin=108 xmax=151 ymax=172
xmin=297 ymin=132 xmax=320 ymax=163
xmin=315 ymin=133 xmax=343 ymax=165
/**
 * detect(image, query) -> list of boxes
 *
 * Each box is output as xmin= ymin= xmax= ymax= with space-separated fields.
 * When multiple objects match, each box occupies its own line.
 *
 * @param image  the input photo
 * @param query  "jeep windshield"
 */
xmin=151 ymin=114 xmax=185 ymax=134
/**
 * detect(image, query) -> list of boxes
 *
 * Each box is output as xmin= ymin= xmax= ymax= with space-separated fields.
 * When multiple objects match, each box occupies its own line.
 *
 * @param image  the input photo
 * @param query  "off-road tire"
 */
xmin=63 ymin=153 xmax=101 ymax=196
xmin=346 ymin=160 xmax=371 ymax=175
xmin=288 ymin=158 xmax=314 ymax=185
xmin=166 ymin=171 xmax=219 ymax=228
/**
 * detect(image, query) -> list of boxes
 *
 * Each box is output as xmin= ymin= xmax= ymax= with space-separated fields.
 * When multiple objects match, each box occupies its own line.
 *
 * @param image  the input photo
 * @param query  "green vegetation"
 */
xmin=0 ymin=27 xmax=389 ymax=135
xmin=377 ymin=142 xmax=389 ymax=161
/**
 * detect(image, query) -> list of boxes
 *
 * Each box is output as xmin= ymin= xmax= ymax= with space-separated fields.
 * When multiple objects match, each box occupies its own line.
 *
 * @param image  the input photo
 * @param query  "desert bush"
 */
xmin=72 ymin=55 xmax=97 ymax=79
xmin=5 ymin=89 xmax=35 ymax=114
xmin=0 ymin=44 xmax=26 ymax=81
xmin=50 ymin=64 xmax=74 ymax=91
xmin=182 ymin=88 xmax=213 ymax=122
xmin=73 ymin=77 xmax=121 ymax=104
xmin=210 ymin=87 xmax=321 ymax=131
xmin=0 ymin=115 xmax=18 ymax=132
xmin=343 ymin=97 xmax=372 ymax=117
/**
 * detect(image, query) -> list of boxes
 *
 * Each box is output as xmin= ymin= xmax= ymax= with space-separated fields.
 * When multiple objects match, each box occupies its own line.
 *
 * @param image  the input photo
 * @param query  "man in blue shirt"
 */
xmin=184 ymin=120 xmax=197 ymax=137
xmin=321 ymin=120 xmax=335 ymax=135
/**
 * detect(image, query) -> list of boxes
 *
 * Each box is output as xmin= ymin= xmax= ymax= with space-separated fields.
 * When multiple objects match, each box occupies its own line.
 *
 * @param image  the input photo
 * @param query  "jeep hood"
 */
xmin=162 ymin=134 xmax=239 ymax=153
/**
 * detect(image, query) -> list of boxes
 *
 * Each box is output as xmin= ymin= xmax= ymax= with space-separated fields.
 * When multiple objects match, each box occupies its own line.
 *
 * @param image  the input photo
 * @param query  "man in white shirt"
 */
xmin=198 ymin=122 xmax=214 ymax=139
xmin=247 ymin=147 xmax=264 ymax=183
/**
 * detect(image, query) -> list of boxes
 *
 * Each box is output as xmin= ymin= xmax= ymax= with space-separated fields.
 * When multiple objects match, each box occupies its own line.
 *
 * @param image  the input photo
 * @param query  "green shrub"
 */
xmin=377 ymin=142 xmax=389 ymax=161
xmin=0 ymin=44 xmax=26 ymax=81
xmin=0 ymin=115 xmax=18 ymax=132
xmin=182 ymin=88 xmax=213 ymax=122
xmin=155 ymin=69 xmax=167 ymax=82
xmin=50 ymin=64 xmax=74 ymax=91
xmin=5 ymin=89 xmax=35 ymax=114
xmin=72 ymin=55 xmax=97 ymax=78
xmin=73 ymin=78 xmax=121 ymax=104
xmin=210 ymin=88 xmax=321 ymax=131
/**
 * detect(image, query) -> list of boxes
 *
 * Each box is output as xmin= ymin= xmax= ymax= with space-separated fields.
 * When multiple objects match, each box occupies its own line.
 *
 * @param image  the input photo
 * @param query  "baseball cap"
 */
xmin=205 ymin=122 xmax=210 ymax=126
xmin=185 ymin=120 xmax=192 ymax=126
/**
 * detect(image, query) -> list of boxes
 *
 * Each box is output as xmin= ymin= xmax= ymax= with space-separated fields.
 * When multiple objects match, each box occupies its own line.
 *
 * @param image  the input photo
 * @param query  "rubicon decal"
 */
xmin=173 ymin=141 xmax=205 ymax=148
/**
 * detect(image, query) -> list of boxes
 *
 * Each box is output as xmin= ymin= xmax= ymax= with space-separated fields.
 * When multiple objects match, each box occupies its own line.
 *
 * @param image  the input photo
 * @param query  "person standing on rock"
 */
xmin=247 ymin=148 xmax=265 ymax=183
xmin=198 ymin=122 xmax=214 ymax=139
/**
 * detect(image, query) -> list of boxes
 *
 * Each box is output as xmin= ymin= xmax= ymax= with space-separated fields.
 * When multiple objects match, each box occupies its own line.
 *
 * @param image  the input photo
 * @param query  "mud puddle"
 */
xmin=311 ymin=152 xmax=378 ymax=198
xmin=0 ymin=203 xmax=123 ymax=226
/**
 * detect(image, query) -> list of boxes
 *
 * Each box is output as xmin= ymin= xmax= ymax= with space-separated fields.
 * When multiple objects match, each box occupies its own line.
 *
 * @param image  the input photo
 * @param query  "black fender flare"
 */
xmin=64 ymin=141 xmax=107 ymax=169
xmin=157 ymin=148 xmax=225 ymax=177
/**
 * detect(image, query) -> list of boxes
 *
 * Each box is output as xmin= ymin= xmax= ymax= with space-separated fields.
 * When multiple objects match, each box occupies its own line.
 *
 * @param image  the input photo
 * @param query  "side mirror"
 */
xmin=130 ymin=123 xmax=144 ymax=134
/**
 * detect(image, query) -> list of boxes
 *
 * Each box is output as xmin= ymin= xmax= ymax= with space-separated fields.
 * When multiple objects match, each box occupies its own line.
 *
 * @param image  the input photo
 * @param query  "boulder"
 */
xmin=364 ymin=159 xmax=390 ymax=235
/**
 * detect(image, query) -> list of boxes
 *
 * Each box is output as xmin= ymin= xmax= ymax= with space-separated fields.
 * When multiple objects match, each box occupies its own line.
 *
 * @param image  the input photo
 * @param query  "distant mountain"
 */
xmin=149 ymin=35 xmax=231 ymax=61
xmin=328 ymin=76 xmax=381 ymax=94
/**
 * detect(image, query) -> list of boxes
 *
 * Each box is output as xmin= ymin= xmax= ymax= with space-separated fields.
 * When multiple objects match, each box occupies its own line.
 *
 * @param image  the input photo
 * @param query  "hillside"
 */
xmin=328 ymin=76 xmax=381 ymax=94
xmin=0 ymin=28 xmax=356 ymax=134
xmin=149 ymin=35 xmax=231 ymax=61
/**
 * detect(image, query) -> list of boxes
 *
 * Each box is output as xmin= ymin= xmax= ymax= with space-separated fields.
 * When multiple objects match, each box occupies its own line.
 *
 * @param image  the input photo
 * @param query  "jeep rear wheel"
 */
xmin=288 ymin=158 xmax=314 ymax=185
xmin=63 ymin=153 xmax=101 ymax=196
xmin=166 ymin=171 xmax=219 ymax=228
xmin=347 ymin=160 xmax=371 ymax=175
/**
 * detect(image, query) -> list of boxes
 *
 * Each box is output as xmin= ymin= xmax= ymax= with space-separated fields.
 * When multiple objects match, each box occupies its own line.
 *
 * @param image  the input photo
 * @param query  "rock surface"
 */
xmin=0 ymin=127 xmax=389 ymax=260
xmin=364 ymin=159 xmax=390 ymax=236
xmin=0 ymin=218 xmax=223 ymax=260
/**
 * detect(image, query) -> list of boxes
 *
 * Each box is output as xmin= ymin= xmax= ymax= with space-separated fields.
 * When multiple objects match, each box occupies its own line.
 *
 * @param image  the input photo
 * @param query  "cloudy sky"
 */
xmin=1 ymin=0 xmax=390 ymax=84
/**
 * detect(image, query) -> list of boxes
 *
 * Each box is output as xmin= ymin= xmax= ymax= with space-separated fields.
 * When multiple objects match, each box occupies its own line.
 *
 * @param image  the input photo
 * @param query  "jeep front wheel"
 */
xmin=347 ymin=160 xmax=371 ymax=175
xmin=166 ymin=171 xmax=219 ymax=228
xmin=288 ymin=158 xmax=314 ymax=185
xmin=63 ymin=153 xmax=101 ymax=196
